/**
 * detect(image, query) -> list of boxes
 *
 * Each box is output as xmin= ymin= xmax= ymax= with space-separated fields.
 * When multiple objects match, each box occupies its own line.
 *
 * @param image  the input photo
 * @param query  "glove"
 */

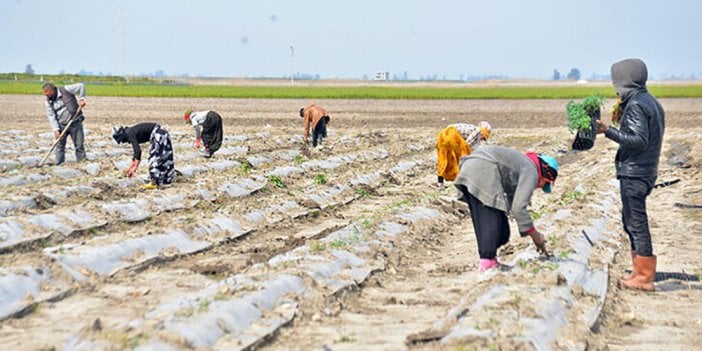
xmin=529 ymin=229 xmax=549 ymax=256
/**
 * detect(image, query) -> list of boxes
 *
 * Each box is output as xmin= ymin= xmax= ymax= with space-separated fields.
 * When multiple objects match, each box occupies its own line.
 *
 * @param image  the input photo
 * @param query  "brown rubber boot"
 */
xmin=621 ymin=255 xmax=656 ymax=291
xmin=622 ymin=250 xmax=637 ymax=281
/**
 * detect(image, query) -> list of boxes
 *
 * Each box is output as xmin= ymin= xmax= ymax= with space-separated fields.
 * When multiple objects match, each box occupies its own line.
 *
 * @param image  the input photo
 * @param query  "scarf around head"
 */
xmin=437 ymin=126 xmax=471 ymax=181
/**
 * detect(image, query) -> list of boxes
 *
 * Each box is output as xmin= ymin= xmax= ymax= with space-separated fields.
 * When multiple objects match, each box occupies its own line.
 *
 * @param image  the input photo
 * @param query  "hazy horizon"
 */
xmin=2 ymin=1 xmax=701 ymax=80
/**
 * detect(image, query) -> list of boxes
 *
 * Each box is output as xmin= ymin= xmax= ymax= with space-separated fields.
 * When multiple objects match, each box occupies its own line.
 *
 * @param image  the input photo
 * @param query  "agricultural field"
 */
xmin=0 ymin=94 xmax=701 ymax=350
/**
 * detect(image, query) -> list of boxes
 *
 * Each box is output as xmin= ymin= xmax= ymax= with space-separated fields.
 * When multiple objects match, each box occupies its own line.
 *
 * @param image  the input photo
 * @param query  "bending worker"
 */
xmin=454 ymin=145 xmax=557 ymax=272
xmin=300 ymin=104 xmax=330 ymax=147
xmin=184 ymin=109 xmax=224 ymax=158
xmin=111 ymin=122 xmax=175 ymax=189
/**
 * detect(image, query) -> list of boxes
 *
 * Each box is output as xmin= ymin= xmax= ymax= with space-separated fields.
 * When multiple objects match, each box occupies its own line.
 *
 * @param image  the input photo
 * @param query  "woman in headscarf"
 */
xmin=454 ymin=145 xmax=558 ymax=272
xmin=436 ymin=121 xmax=491 ymax=187
xmin=184 ymin=109 xmax=224 ymax=158
xmin=112 ymin=122 xmax=175 ymax=189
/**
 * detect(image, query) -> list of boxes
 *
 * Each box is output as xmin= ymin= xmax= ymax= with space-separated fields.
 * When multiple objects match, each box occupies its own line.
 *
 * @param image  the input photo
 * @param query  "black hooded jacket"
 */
xmin=605 ymin=59 xmax=665 ymax=178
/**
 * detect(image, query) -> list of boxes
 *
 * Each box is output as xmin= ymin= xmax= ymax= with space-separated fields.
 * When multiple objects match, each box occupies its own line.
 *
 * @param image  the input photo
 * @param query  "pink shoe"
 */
xmin=478 ymin=258 xmax=499 ymax=272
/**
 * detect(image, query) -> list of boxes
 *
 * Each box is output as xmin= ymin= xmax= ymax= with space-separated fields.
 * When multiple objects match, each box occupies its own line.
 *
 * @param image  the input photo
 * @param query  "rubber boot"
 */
xmin=621 ymin=255 xmax=656 ymax=291
xmin=622 ymin=250 xmax=637 ymax=281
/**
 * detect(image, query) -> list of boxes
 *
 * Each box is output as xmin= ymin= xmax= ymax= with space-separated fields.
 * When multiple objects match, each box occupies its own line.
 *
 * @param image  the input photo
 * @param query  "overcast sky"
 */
xmin=1 ymin=0 xmax=701 ymax=80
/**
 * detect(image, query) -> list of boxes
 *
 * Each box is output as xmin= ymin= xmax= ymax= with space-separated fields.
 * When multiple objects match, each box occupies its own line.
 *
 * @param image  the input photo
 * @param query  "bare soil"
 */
xmin=0 ymin=94 xmax=700 ymax=350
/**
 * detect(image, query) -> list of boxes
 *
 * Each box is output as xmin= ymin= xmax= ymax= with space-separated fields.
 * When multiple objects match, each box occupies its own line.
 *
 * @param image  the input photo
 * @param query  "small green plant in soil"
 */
xmin=309 ymin=240 xmax=326 ymax=253
xmin=267 ymin=175 xmax=286 ymax=188
xmin=238 ymin=162 xmax=252 ymax=175
xmin=557 ymin=190 xmax=586 ymax=206
xmin=355 ymin=187 xmax=371 ymax=197
xmin=313 ymin=173 xmax=328 ymax=185
xmin=198 ymin=299 xmax=211 ymax=312
xmin=294 ymin=154 xmax=305 ymax=164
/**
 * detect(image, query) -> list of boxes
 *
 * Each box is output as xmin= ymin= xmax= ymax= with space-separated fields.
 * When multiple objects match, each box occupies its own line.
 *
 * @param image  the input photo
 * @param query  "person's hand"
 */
xmin=78 ymin=99 xmax=87 ymax=108
xmin=124 ymin=160 xmax=139 ymax=177
xmin=595 ymin=120 xmax=608 ymax=134
xmin=195 ymin=139 xmax=201 ymax=149
xmin=54 ymin=130 xmax=60 ymax=139
xmin=529 ymin=230 xmax=549 ymax=256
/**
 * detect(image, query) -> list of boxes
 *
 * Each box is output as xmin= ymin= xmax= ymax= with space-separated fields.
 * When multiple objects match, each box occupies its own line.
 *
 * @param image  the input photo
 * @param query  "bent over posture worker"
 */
xmin=184 ymin=109 xmax=224 ymax=158
xmin=300 ymin=104 xmax=330 ymax=147
xmin=454 ymin=145 xmax=557 ymax=273
xmin=112 ymin=122 xmax=175 ymax=189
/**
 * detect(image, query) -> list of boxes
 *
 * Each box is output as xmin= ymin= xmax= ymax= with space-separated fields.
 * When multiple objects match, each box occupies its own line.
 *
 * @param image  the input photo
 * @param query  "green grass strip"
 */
xmin=2 ymin=80 xmax=701 ymax=99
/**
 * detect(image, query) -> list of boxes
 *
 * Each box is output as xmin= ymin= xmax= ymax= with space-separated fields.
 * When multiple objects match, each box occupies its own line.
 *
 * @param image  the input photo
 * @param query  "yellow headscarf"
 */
xmin=436 ymin=126 xmax=471 ymax=182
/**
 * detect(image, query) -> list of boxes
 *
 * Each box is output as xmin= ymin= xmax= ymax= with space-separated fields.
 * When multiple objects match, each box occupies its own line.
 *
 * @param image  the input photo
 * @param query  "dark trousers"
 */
xmin=312 ymin=117 xmax=328 ymax=147
xmin=463 ymin=190 xmax=511 ymax=259
xmin=54 ymin=118 xmax=86 ymax=165
xmin=620 ymin=176 xmax=655 ymax=256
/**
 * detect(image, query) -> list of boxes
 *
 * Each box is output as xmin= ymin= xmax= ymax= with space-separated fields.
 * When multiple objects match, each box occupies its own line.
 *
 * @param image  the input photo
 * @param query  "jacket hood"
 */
xmin=611 ymin=58 xmax=648 ymax=98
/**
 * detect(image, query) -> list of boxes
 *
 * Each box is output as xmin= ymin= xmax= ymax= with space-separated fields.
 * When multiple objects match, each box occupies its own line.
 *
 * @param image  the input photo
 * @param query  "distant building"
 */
xmin=374 ymin=71 xmax=390 ymax=81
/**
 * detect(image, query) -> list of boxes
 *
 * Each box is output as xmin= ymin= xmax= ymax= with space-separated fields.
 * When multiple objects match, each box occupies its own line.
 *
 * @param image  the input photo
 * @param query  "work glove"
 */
xmin=529 ymin=230 xmax=550 ymax=256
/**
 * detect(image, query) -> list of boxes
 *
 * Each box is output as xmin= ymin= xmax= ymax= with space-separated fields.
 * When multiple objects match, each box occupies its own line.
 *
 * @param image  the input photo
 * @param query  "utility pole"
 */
xmin=290 ymin=45 xmax=295 ymax=86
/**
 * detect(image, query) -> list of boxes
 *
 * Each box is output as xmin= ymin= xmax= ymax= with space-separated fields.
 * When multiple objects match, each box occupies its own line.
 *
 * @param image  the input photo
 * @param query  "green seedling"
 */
xmin=355 ymin=187 xmax=370 ymax=197
xmin=238 ymin=162 xmax=252 ymax=175
xmin=198 ymin=299 xmax=211 ymax=312
xmin=294 ymin=155 xmax=305 ymax=164
xmin=268 ymin=175 xmax=286 ymax=188
xmin=519 ymin=259 xmax=528 ymax=269
xmin=558 ymin=190 xmax=586 ymax=206
xmin=558 ymin=251 xmax=570 ymax=259
xmin=309 ymin=240 xmax=326 ymax=253
xmin=313 ymin=173 xmax=328 ymax=185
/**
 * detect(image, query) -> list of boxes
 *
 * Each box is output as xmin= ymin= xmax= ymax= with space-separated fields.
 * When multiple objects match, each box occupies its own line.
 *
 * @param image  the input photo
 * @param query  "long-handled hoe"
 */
xmin=37 ymin=106 xmax=83 ymax=167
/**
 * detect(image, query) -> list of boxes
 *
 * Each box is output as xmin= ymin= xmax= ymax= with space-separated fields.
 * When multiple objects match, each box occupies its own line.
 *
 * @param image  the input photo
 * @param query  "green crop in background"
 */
xmin=1 ymin=75 xmax=701 ymax=99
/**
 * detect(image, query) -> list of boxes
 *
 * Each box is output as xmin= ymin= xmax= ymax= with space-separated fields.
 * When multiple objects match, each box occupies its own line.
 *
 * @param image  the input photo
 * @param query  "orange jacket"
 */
xmin=302 ymin=104 xmax=329 ymax=141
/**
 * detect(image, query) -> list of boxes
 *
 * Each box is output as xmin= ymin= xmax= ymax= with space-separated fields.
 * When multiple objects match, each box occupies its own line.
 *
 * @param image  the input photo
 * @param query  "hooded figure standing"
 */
xmin=454 ymin=145 xmax=557 ymax=272
xmin=300 ymin=104 xmax=330 ymax=147
xmin=42 ymin=82 xmax=87 ymax=165
xmin=436 ymin=121 xmax=491 ymax=187
xmin=112 ymin=123 xmax=175 ymax=189
xmin=596 ymin=58 xmax=665 ymax=291
xmin=184 ymin=110 xmax=223 ymax=158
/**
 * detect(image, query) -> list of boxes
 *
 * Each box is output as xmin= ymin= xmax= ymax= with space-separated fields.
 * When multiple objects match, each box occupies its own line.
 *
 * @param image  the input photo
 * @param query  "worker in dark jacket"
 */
xmin=112 ymin=123 xmax=175 ymax=189
xmin=596 ymin=58 xmax=665 ymax=291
